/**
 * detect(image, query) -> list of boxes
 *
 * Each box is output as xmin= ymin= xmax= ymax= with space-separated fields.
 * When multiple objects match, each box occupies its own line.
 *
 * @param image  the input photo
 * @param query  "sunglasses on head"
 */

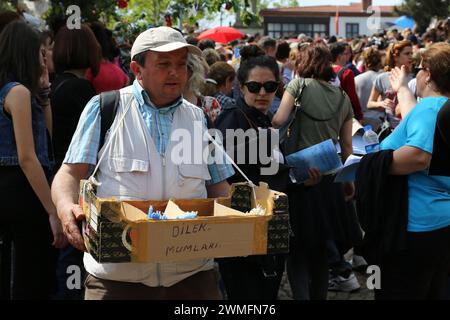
xmin=244 ymin=81 xmax=279 ymax=94
xmin=414 ymin=66 xmax=426 ymax=72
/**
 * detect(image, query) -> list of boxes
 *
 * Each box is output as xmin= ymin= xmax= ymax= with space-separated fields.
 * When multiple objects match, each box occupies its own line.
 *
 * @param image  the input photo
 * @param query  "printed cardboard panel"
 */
xmin=121 ymin=200 xmax=269 ymax=262
xmin=79 ymin=180 xmax=286 ymax=263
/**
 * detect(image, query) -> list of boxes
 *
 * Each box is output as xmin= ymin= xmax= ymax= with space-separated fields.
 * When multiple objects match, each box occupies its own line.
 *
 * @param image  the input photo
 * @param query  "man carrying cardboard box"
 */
xmin=51 ymin=26 xmax=234 ymax=300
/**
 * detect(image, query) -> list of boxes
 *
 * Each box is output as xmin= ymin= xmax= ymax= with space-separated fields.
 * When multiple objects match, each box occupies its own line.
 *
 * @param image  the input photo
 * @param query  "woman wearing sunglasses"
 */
xmin=214 ymin=55 xmax=292 ymax=300
xmin=272 ymin=42 xmax=356 ymax=300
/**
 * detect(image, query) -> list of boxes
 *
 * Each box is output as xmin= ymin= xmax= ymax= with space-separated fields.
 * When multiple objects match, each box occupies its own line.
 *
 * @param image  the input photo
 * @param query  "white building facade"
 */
xmin=261 ymin=0 xmax=399 ymax=39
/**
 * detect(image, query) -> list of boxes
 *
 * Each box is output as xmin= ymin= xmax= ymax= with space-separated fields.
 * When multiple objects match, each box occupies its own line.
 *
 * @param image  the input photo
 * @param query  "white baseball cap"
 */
xmin=131 ymin=26 xmax=202 ymax=60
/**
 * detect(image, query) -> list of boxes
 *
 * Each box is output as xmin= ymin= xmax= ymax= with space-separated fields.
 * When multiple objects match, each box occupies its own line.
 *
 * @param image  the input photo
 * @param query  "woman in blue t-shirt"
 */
xmin=0 ymin=21 xmax=67 ymax=299
xmin=379 ymin=42 xmax=450 ymax=299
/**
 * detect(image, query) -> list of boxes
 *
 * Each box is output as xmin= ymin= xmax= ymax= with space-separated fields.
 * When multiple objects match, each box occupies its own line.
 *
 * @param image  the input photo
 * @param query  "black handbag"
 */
xmin=279 ymin=78 xmax=306 ymax=156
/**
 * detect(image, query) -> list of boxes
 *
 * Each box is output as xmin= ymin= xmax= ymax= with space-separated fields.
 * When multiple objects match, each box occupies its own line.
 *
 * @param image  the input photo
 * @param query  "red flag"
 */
xmin=335 ymin=8 xmax=339 ymax=35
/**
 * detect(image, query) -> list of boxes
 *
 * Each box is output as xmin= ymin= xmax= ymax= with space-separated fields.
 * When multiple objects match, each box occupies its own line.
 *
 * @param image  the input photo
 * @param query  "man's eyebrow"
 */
xmin=156 ymin=56 xmax=187 ymax=62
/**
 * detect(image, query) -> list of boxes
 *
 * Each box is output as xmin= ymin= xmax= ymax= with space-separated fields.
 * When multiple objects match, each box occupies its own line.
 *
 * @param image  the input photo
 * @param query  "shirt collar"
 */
xmin=132 ymin=80 xmax=183 ymax=114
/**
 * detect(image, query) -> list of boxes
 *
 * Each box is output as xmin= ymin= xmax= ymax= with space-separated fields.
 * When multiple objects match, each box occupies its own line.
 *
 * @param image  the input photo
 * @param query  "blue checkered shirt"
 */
xmin=214 ymin=92 xmax=235 ymax=109
xmin=64 ymin=80 xmax=234 ymax=184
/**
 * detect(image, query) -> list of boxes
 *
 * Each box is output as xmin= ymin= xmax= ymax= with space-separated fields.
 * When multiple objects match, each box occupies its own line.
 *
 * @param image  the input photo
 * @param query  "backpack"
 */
xmin=98 ymin=90 xmax=120 ymax=154
xmin=337 ymin=65 xmax=349 ymax=81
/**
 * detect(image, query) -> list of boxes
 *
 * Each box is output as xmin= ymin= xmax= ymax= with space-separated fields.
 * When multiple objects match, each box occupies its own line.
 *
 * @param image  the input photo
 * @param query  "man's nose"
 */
xmin=168 ymin=66 xmax=178 ymax=76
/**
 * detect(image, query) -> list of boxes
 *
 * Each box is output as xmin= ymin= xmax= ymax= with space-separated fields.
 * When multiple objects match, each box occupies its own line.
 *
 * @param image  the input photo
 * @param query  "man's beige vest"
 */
xmin=84 ymin=86 xmax=214 ymax=287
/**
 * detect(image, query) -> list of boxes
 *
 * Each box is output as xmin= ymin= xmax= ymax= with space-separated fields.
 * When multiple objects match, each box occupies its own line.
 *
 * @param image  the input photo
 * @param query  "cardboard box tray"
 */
xmin=80 ymin=181 xmax=289 ymax=263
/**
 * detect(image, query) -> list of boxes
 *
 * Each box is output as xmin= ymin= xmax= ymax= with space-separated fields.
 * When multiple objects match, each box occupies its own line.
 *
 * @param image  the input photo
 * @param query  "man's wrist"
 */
xmin=56 ymin=201 xmax=76 ymax=219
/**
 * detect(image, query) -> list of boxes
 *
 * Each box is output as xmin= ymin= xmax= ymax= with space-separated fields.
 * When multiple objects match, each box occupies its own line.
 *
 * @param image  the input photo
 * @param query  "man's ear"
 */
xmin=130 ymin=61 xmax=142 ymax=80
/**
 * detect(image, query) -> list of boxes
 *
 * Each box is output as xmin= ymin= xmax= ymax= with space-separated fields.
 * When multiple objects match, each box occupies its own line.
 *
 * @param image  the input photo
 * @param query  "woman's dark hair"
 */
xmin=237 ymin=55 xmax=280 ymax=85
xmin=362 ymin=47 xmax=382 ymax=71
xmin=186 ymin=36 xmax=199 ymax=46
xmin=0 ymin=21 xmax=42 ymax=95
xmin=422 ymin=42 xmax=450 ymax=94
xmin=89 ymin=21 xmax=116 ymax=61
xmin=202 ymin=61 xmax=236 ymax=96
xmin=295 ymin=42 xmax=335 ymax=82
xmin=422 ymin=29 xmax=437 ymax=43
xmin=198 ymin=39 xmax=215 ymax=51
xmin=0 ymin=10 xmax=21 ymax=34
xmin=53 ymin=24 xmax=101 ymax=76
xmin=257 ymin=36 xmax=277 ymax=51
xmin=239 ymin=44 xmax=265 ymax=62
xmin=276 ymin=41 xmax=291 ymax=60
xmin=329 ymin=42 xmax=349 ymax=62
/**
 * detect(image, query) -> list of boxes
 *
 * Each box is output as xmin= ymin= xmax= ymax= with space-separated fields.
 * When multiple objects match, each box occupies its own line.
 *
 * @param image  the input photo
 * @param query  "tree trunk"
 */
xmin=250 ymin=0 xmax=257 ymax=13
xmin=234 ymin=5 xmax=243 ymax=27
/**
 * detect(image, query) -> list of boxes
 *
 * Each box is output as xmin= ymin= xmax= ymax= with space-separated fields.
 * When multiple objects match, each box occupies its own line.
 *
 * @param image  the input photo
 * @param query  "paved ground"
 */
xmin=278 ymin=270 xmax=374 ymax=300
xmin=277 ymin=249 xmax=375 ymax=300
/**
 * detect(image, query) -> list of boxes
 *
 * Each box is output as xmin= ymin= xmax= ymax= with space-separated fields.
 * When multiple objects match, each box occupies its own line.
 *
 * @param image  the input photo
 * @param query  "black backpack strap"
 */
xmin=99 ymin=90 xmax=120 ymax=152
xmin=280 ymin=77 xmax=306 ymax=142
xmin=337 ymin=66 xmax=349 ymax=80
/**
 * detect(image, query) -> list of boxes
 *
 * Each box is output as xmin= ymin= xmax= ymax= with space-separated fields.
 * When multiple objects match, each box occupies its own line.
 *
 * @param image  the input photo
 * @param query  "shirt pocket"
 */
xmin=177 ymin=163 xmax=211 ymax=187
xmin=109 ymin=157 xmax=149 ymax=173
xmin=107 ymin=157 xmax=150 ymax=199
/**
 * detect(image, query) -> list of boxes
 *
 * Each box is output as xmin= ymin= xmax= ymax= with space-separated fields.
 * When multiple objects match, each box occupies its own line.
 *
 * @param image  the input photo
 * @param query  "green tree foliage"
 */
xmin=272 ymin=0 xmax=299 ymax=9
xmin=396 ymin=0 xmax=450 ymax=33
xmin=118 ymin=0 xmax=169 ymax=27
xmin=0 ymin=1 xmax=14 ymax=12
xmin=44 ymin=0 xmax=118 ymax=26
xmin=116 ymin=0 xmax=266 ymax=28
xmin=40 ymin=0 xmax=267 ymax=32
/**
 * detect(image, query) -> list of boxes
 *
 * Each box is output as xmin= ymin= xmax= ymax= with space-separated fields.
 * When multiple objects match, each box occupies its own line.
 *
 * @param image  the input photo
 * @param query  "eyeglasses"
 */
xmin=244 ymin=81 xmax=279 ymax=94
xmin=414 ymin=66 xmax=427 ymax=73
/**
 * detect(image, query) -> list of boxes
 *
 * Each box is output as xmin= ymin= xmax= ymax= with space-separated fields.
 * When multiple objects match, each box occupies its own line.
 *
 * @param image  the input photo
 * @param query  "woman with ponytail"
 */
xmin=201 ymin=61 xmax=236 ymax=109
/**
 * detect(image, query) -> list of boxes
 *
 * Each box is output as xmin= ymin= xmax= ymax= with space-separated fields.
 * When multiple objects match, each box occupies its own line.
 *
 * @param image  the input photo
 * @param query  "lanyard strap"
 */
xmin=89 ymin=95 xmax=258 ymax=204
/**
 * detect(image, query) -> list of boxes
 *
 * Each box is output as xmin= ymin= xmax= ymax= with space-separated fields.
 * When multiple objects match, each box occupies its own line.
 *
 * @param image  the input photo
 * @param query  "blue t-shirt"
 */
xmin=381 ymin=96 xmax=450 ymax=232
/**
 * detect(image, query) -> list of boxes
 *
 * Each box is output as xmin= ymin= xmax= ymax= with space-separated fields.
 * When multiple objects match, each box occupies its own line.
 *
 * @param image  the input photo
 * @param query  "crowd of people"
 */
xmin=0 ymin=8 xmax=449 ymax=300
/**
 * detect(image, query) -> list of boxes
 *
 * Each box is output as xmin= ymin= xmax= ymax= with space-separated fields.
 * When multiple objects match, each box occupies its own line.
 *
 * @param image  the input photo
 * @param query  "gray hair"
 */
xmin=186 ymin=53 xmax=209 ymax=96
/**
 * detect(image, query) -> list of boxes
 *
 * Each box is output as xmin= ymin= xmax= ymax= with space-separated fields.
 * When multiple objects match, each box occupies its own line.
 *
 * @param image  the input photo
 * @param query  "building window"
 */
xmin=268 ymin=23 xmax=297 ymax=38
xmin=297 ymin=23 xmax=312 ymax=36
xmin=346 ymin=23 xmax=359 ymax=38
xmin=298 ymin=23 xmax=327 ymax=38
xmin=268 ymin=22 xmax=327 ymax=38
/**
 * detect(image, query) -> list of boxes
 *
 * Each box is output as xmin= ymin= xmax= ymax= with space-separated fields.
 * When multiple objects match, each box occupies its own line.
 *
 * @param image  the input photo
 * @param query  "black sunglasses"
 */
xmin=414 ymin=66 xmax=424 ymax=73
xmin=244 ymin=81 xmax=279 ymax=94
